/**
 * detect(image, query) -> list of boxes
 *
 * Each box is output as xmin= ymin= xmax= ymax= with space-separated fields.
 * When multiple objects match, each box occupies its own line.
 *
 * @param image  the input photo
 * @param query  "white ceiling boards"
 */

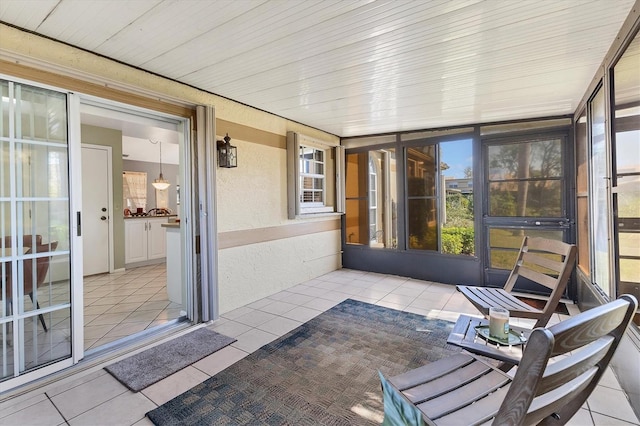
xmin=0 ymin=0 xmax=635 ymax=136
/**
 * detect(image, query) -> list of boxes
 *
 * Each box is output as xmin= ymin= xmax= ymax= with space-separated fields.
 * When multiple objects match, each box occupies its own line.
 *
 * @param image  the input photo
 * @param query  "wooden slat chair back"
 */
xmin=457 ymin=236 xmax=577 ymax=328
xmin=379 ymin=295 xmax=637 ymax=426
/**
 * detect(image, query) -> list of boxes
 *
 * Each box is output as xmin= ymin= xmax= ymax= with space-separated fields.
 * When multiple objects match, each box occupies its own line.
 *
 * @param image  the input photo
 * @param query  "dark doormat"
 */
xmin=105 ymin=328 xmax=235 ymax=392
xmin=517 ymin=296 xmax=570 ymax=315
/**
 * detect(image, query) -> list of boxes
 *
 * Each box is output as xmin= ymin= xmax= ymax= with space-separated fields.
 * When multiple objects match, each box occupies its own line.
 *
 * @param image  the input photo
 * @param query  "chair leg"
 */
xmin=28 ymin=293 xmax=48 ymax=332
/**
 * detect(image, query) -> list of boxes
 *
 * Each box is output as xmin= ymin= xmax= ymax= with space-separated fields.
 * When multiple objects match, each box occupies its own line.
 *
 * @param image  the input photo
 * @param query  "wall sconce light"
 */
xmin=217 ymin=133 xmax=237 ymax=168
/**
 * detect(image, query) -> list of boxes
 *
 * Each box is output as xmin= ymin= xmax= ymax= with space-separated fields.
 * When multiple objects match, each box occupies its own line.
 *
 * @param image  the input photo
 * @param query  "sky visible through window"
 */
xmin=440 ymin=139 xmax=472 ymax=178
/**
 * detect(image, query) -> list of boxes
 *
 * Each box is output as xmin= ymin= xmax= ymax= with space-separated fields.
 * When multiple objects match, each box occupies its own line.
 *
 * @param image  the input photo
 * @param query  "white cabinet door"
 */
xmin=125 ymin=220 xmax=147 ymax=263
xmin=147 ymin=218 xmax=167 ymax=260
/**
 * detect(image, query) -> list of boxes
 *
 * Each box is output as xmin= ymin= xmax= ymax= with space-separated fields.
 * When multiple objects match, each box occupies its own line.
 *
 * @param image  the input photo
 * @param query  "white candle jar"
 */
xmin=489 ymin=307 xmax=510 ymax=340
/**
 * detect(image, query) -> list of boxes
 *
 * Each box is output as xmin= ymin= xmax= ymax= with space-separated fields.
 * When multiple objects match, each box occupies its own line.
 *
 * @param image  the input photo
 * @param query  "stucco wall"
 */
xmin=0 ymin=24 xmax=342 ymax=315
xmin=218 ymin=230 xmax=341 ymax=313
xmin=215 ymin=134 xmax=342 ymax=313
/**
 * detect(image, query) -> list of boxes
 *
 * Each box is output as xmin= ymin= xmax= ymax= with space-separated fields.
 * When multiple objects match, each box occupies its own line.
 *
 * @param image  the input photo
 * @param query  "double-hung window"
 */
xmin=299 ymin=145 xmax=326 ymax=208
xmin=287 ymin=132 xmax=343 ymax=218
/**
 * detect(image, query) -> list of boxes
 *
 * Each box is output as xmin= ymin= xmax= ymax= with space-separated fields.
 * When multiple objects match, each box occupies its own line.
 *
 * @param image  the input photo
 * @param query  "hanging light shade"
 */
xmin=151 ymin=140 xmax=171 ymax=190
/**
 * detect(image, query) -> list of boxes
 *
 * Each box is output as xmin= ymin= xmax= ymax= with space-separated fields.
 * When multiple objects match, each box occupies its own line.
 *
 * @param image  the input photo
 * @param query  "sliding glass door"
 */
xmin=1 ymin=80 xmax=73 ymax=384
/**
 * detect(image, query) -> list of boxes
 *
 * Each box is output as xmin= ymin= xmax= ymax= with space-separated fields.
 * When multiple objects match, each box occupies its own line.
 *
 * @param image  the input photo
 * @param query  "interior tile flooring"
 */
xmin=1 ymin=268 xmax=638 ymax=425
xmin=84 ymin=264 xmax=183 ymax=351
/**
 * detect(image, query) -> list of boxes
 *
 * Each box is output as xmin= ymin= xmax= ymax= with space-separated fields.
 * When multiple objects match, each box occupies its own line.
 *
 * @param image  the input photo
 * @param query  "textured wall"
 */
xmin=218 ymin=230 xmax=341 ymax=313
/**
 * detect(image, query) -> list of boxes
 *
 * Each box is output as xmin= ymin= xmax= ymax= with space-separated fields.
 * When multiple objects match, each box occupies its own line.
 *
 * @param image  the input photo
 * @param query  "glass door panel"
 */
xmin=612 ymin=30 xmax=640 ymax=310
xmin=406 ymin=145 xmax=437 ymax=250
xmin=590 ymin=86 xmax=610 ymax=296
xmin=484 ymin=134 xmax=569 ymax=290
xmin=0 ymin=80 xmax=71 ymax=382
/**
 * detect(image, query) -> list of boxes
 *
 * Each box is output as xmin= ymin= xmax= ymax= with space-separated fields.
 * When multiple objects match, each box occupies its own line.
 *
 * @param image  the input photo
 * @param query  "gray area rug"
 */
xmin=105 ymin=328 xmax=236 ymax=392
xmin=146 ymin=299 xmax=459 ymax=425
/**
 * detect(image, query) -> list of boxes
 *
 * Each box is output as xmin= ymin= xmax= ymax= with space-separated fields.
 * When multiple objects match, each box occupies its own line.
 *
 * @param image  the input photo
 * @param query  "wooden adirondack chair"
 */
xmin=457 ymin=236 xmax=577 ymax=328
xmin=379 ymin=294 xmax=637 ymax=425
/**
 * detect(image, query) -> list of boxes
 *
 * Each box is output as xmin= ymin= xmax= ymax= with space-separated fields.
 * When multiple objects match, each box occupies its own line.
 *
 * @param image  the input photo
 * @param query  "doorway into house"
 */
xmin=79 ymin=100 xmax=191 ymax=353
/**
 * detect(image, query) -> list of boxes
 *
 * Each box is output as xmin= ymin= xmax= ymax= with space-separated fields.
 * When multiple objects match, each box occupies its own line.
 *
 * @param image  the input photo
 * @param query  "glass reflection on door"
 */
xmin=0 ymin=80 xmax=71 ymax=381
xmin=612 ymin=30 xmax=640 ymax=308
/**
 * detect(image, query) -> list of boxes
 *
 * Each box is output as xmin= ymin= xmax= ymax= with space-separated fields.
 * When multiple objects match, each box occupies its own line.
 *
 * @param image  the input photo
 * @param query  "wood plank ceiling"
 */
xmin=0 ymin=0 xmax=636 ymax=137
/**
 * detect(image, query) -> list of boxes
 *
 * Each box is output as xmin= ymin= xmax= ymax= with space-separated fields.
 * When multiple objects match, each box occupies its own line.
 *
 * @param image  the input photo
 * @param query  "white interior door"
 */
xmin=81 ymin=145 xmax=111 ymax=276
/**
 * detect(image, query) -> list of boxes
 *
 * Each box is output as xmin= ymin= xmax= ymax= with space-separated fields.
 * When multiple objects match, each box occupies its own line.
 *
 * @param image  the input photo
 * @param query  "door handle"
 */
xmin=100 ymin=216 xmax=107 ymax=221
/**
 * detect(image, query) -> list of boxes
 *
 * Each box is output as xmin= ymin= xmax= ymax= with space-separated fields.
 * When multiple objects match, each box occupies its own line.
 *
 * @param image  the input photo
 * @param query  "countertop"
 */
xmin=124 ymin=214 xmax=178 ymax=220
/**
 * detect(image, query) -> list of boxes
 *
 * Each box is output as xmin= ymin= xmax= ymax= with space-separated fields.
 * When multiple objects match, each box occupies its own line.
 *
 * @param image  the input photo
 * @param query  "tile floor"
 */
xmin=83 ymin=264 xmax=184 ymax=351
xmin=1 ymin=268 xmax=638 ymax=425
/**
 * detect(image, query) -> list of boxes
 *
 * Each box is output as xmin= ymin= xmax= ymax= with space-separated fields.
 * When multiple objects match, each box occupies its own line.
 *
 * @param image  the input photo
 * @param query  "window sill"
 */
xmin=296 ymin=211 xmax=343 ymax=220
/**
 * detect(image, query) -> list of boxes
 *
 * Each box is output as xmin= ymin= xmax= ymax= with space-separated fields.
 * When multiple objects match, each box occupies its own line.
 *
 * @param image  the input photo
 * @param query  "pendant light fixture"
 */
xmin=150 ymin=139 xmax=170 ymax=190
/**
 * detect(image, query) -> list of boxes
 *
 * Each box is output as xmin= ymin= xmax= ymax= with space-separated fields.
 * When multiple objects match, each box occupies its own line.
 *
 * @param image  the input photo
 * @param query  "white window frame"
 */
xmin=299 ymin=144 xmax=326 ymax=208
xmin=287 ymin=132 xmax=343 ymax=218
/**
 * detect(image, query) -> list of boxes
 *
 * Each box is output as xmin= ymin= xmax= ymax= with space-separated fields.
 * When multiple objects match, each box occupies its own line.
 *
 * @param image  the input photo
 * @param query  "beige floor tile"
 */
xmin=88 ymin=312 xmax=131 ymax=326
xmin=45 ymin=369 xmax=109 ymax=398
xmin=566 ymin=408 xmax=594 ymax=425
xmin=105 ymin=321 xmax=152 ymax=338
xmin=303 ymin=298 xmax=340 ymax=311
xmin=316 ymin=290 xmax=350 ymax=303
xmin=245 ymin=298 xmax=274 ymax=310
xmin=233 ymin=310 xmax=278 ymax=328
xmin=221 ymin=305 xmax=254 ymax=320
xmin=408 ymin=294 xmax=450 ymax=311
xmin=588 ymin=385 xmax=639 ymax=424
xmin=0 ymin=398 xmax=66 ymax=426
xmin=122 ymin=310 xmax=161 ymax=323
xmin=379 ymin=293 xmax=417 ymax=307
xmin=348 ymin=294 xmax=380 ymax=304
xmin=122 ymin=294 xmax=154 ymax=304
xmin=598 ymin=366 xmax=623 ymax=391
xmin=278 ymin=293 xmax=315 ymax=305
xmin=591 ymin=412 xmax=639 ymax=425
xmin=90 ymin=295 xmax=129 ymax=306
xmin=67 ymin=392 xmax=155 ymax=426
xmin=377 ymin=300 xmax=407 ymax=311
xmin=257 ymin=316 xmax=301 ymax=336
xmin=0 ymin=392 xmax=48 ymax=419
xmin=257 ymin=300 xmax=297 ymax=315
xmin=84 ymin=324 xmax=116 ymax=340
xmin=391 ymin=285 xmax=427 ymax=298
xmin=50 ymin=372 xmax=127 ymax=419
xmin=192 ymin=346 xmax=249 ymax=376
xmin=83 ymin=304 xmax=112 ymax=316
xmin=209 ymin=319 xmax=252 ymax=338
xmin=232 ymin=328 xmax=278 ymax=353
xmin=137 ymin=300 xmax=171 ymax=311
xmin=132 ymin=416 xmax=155 ymax=425
xmin=281 ymin=306 xmax=322 ymax=323
xmin=346 ymin=288 xmax=388 ymax=301
xmin=88 ymin=334 xmax=122 ymax=349
xmin=107 ymin=302 xmax=144 ymax=314
xmin=141 ymin=366 xmax=209 ymax=406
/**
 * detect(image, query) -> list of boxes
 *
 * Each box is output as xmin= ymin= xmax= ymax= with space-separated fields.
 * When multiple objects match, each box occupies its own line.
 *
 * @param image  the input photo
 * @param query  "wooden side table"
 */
xmin=447 ymin=314 xmax=531 ymax=367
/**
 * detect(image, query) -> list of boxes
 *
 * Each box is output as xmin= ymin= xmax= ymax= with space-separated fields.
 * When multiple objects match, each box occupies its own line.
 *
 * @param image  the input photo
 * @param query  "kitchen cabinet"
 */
xmin=125 ymin=217 xmax=167 ymax=265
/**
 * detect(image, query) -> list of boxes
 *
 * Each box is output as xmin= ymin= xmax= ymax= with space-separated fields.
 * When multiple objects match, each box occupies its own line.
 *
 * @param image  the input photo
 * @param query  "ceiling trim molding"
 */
xmin=0 ymin=55 xmax=194 ymax=119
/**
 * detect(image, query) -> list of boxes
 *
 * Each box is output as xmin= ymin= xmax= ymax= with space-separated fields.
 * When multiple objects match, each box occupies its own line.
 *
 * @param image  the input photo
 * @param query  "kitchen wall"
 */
xmin=123 ymin=159 xmax=179 ymax=214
